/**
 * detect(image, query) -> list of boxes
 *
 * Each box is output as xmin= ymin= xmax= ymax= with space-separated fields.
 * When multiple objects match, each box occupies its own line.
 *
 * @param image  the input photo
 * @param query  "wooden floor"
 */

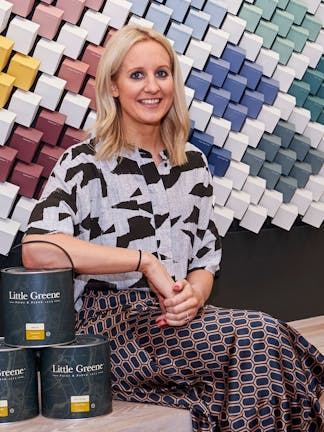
xmin=289 ymin=315 xmax=324 ymax=355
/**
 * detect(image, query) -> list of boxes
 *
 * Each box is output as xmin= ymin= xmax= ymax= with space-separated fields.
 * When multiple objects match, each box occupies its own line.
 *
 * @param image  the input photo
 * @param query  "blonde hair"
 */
xmin=93 ymin=25 xmax=190 ymax=166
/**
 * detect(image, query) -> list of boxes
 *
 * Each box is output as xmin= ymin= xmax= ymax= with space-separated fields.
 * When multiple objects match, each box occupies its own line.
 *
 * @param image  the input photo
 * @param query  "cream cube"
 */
xmin=241 ymin=118 xmax=265 ymax=148
xmin=242 ymin=175 xmax=266 ymax=204
xmin=259 ymin=189 xmax=283 ymax=218
xmin=34 ymin=73 xmax=66 ymax=111
xmin=286 ymin=53 xmax=310 ymax=80
xmin=221 ymin=14 xmax=246 ymax=45
xmin=184 ymin=86 xmax=195 ymax=108
xmin=256 ymin=48 xmax=280 ymax=77
xmin=290 ymin=189 xmax=313 ymax=215
xmin=213 ymin=205 xmax=234 ymax=237
xmin=8 ymin=89 xmax=41 ymax=127
xmin=59 ymin=92 xmax=90 ymax=129
xmin=223 ymin=131 xmax=249 ymax=162
xmin=177 ymin=54 xmax=194 ymax=82
xmin=34 ymin=39 xmax=65 ymax=75
xmin=185 ymin=39 xmax=212 ymax=70
xmin=57 ymin=23 xmax=88 ymax=60
xmin=273 ymin=93 xmax=296 ymax=121
xmin=80 ymin=10 xmax=110 ymax=45
xmin=239 ymin=204 xmax=267 ymax=233
xmin=305 ymin=175 xmax=324 ymax=201
xmin=271 ymin=203 xmax=298 ymax=231
xmin=304 ymin=122 xmax=324 ymax=149
xmin=225 ymin=189 xmax=251 ymax=220
xmin=239 ymin=32 xmax=263 ymax=62
xmin=189 ymin=100 xmax=213 ymax=131
xmin=288 ymin=107 xmax=311 ymax=134
xmin=204 ymin=27 xmax=229 ymax=58
xmin=0 ymin=217 xmax=21 ymax=256
xmin=0 ymin=108 xmax=16 ymax=146
xmin=302 ymin=201 xmax=324 ymax=228
xmin=302 ymin=41 xmax=323 ymax=68
xmin=0 ymin=0 xmax=12 ymax=33
xmin=257 ymin=105 xmax=281 ymax=133
xmin=0 ymin=181 xmax=20 ymax=218
xmin=83 ymin=109 xmax=97 ymax=132
xmin=6 ymin=16 xmax=39 ymax=55
xmin=272 ymin=65 xmax=295 ymax=93
xmin=11 ymin=196 xmax=37 ymax=232
xmin=224 ymin=160 xmax=250 ymax=190
xmin=206 ymin=116 xmax=231 ymax=147
xmin=212 ymin=176 xmax=233 ymax=206
xmin=102 ymin=0 xmax=132 ymax=29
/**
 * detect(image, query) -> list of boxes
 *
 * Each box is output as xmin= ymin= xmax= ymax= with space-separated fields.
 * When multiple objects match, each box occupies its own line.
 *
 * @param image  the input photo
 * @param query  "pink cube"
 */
xmin=10 ymin=0 xmax=35 ymax=17
xmin=60 ymin=127 xmax=87 ymax=149
xmin=35 ymin=109 xmax=66 ymax=146
xmin=56 ymin=0 xmax=86 ymax=24
xmin=9 ymin=126 xmax=43 ymax=164
xmin=10 ymin=161 xmax=44 ymax=198
xmin=37 ymin=144 xmax=65 ymax=178
xmin=82 ymin=77 xmax=96 ymax=111
xmin=85 ymin=0 xmax=105 ymax=11
xmin=32 ymin=3 xmax=64 ymax=39
xmin=81 ymin=44 xmax=103 ymax=77
xmin=0 ymin=146 xmax=17 ymax=182
xmin=58 ymin=58 xmax=89 ymax=93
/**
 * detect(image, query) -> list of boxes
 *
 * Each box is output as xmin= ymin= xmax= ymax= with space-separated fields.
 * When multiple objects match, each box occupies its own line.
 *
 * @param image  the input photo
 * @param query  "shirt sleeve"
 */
xmin=188 ymin=158 xmax=222 ymax=276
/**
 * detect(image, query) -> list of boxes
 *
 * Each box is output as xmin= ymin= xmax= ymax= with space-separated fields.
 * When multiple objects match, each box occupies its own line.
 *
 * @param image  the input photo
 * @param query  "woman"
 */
xmin=23 ymin=25 xmax=323 ymax=431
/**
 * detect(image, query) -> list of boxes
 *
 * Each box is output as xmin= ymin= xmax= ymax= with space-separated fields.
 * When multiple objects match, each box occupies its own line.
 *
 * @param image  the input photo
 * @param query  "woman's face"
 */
xmin=111 ymin=39 xmax=174 ymax=131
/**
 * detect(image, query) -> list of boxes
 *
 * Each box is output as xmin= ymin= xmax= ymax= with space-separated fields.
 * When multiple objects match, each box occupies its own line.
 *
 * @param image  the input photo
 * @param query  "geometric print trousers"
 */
xmin=75 ymin=287 xmax=324 ymax=432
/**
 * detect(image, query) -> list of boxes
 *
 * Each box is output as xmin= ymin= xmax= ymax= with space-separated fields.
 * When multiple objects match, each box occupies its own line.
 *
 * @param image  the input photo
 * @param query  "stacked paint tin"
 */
xmin=0 ymin=266 xmax=112 ymax=422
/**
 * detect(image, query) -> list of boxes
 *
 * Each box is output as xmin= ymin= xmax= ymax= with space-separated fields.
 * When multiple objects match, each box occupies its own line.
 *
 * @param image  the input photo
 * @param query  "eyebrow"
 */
xmin=125 ymin=65 xmax=172 ymax=73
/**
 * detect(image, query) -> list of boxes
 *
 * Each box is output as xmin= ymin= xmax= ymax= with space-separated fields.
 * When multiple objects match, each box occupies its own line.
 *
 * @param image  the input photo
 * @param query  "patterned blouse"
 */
xmin=26 ymin=140 xmax=222 ymax=308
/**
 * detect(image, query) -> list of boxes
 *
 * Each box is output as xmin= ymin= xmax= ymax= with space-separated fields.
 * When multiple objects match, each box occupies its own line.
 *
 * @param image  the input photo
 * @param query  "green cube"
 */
xmin=317 ymin=83 xmax=324 ymax=99
xmin=286 ymin=0 xmax=307 ymax=25
xmin=271 ymin=36 xmax=295 ymax=65
xmin=271 ymin=9 xmax=294 ymax=37
xmin=255 ymin=0 xmax=278 ymax=20
xmin=255 ymin=20 xmax=279 ymax=49
xmin=288 ymin=80 xmax=310 ymax=106
xmin=303 ymin=96 xmax=324 ymax=122
xmin=286 ymin=25 xmax=309 ymax=52
xmin=302 ymin=14 xmax=322 ymax=42
xmin=239 ymin=4 xmax=263 ymax=33
xmin=303 ymin=69 xmax=324 ymax=96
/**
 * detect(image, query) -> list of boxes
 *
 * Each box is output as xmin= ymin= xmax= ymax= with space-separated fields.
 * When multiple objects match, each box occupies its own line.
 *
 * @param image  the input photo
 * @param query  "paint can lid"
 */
xmin=48 ymin=334 xmax=109 ymax=349
xmin=1 ymin=266 xmax=71 ymax=275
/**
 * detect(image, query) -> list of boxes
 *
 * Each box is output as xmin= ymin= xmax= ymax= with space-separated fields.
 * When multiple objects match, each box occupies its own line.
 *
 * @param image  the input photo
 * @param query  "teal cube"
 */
xmin=303 ymin=96 xmax=324 ymax=122
xmin=289 ymin=134 xmax=311 ymax=161
xmin=275 ymin=176 xmax=298 ymax=203
xmin=304 ymin=149 xmax=324 ymax=175
xmin=239 ymin=4 xmax=263 ymax=33
xmin=258 ymin=133 xmax=281 ymax=162
xmin=274 ymin=148 xmax=297 ymax=175
xmin=317 ymin=57 xmax=324 ymax=74
xmin=255 ymin=0 xmax=278 ymax=20
xmin=317 ymin=83 xmax=324 ymax=99
xmin=273 ymin=120 xmax=295 ymax=148
xmin=317 ymin=110 xmax=324 ymax=125
xmin=242 ymin=147 xmax=266 ymax=176
xmin=258 ymin=162 xmax=282 ymax=189
xmin=286 ymin=0 xmax=307 ymax=25
xmin=271 ymin=36 xmax=295 ymax=65
xmin=271 ymin=9 xmax=294 ymax=37
xmin=286 ymin=25 xmax=309 ymax=52
xmin=277 ymin=0 xmax=289 ymax=9
xmin=290 ymin=162 xmax=312 ymax=188
xmin=302 ymin=14 xmax=322 ymax=42
xmin=288 ymin=80 xmax=310 ymax=106
xmin=255 ymin=20 xmax=279 ymax=49
xmin=303 ymin=69 xmax=324 ymax=96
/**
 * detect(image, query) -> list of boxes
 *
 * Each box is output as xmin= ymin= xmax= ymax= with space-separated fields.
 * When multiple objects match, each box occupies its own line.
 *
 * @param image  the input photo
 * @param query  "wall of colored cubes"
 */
xmin=0 ymin=0 xmax=324 ymax=255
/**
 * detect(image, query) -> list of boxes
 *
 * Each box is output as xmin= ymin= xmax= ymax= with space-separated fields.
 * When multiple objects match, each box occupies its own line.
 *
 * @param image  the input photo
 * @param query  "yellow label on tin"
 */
xmin=70 ymin=395 xmax=90 ymax=413
xmin=0 ymin=400 xmax=8 ymax=417
xmin=25 ymin=323 xmax=45 ymax=340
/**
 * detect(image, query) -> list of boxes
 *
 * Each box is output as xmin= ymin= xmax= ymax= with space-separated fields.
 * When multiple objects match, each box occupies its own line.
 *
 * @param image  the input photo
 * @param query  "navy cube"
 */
xmin=206 ymin=87 xmax=231 ymax=117
xmin=190 ymin=130 xmax=214 ymax=157
xmin=239 ymin=60 xmax=263 ymax=90
xmin=223 ymin=73 xmax=247 ymax=103
xmin=242 ymin=147 xmax=266 ymax=176
xmin=273 ymin=120 xmax=295 ymax=148
xmin=256 ymin=76 xmax=280 ymax=104
xmin=240 ymin=89 xmax=264 ymax=118
xmin=205 ymin=56 xmax=230 ymax=87
xmin=221 ymin=43 xmax=246 ymax=74
xmin=208 ymin=146 xmax=232 ymax=176
xmin=186 ymin=69 xmax=212 ymax=101
xmin=223 ymin=103 xmax=248 ymax=132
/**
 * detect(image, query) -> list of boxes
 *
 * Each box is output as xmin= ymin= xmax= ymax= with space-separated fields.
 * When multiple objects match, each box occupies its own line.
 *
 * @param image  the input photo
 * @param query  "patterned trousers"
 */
xmin=75 ymin=287 xmax=324 ymax=432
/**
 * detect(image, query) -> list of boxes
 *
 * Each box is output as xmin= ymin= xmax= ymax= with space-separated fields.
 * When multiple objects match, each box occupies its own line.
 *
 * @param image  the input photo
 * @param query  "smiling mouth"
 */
xmin=139 ymin=98 xmax=161 ymax=105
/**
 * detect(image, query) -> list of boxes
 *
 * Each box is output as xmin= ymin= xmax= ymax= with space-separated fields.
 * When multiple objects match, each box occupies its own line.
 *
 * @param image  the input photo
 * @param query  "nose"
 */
xmin=144 ymin=74 xmax=159 ymax=93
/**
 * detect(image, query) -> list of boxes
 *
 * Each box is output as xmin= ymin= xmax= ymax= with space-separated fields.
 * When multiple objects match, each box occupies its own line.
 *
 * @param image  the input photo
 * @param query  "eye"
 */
xmin=130 ymin=71 xmax=143 ymax=79
xmin=156 ymin=69 xmax=169 ymax=78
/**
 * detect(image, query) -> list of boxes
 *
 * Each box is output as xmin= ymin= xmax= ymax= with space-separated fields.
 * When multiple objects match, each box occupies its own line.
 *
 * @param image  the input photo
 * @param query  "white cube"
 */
xmin=128 ymin=16 xmax=154 ymax=28
xmin=242 ymin=175 xmax=266 ymax=204
xmin=223 ymin=131 xmax=249 ymax=162
xmin=259 ymin=189 xmax=283 ymax=218
xmin=59 ymin=92 xmax=90 ymax=129
xmin=102 ymin=0 xmax=132 ymax=29
xmin=6 ymin=15 xmax=39 ymax=55
xmin=80 ymin=10 xmax=110 ymax=45
xmin=83 ymin=109 xmax=97 ymax=132
xmin=257 ymin=105 xmax=281 ymax=133
xmin=315 ymin=29 xmax=324 ymax=50
xmin=272 ymin=65 xmax=295 ymax=93
xmin=239 ymin=204 xmax=267 ymax=233
xmin=0 ymin=181 xmax=20 ymax=218
xmin=302 ymin=41 xmax=323 ymax=68
xmin=224 ymin=160 xmax=250 ymax=190
xmin=57 ymin=23 xmax=88 ymax=60
xmin=241 ymin=118 xmax=265 ymax=148
xmin=184 ymin=86 xmax=195 ymax=108
xmin=304 ymin=0 xmax=321 ymax=14
xmin=206 ymin=116 xmax=231 ymax=147
xmin=185 ymin=39 xmax=212 ymax=70
xmin=33 ymin=38 xmax=65 ymax=75
xmin=189 ymin=100 xmax=213 ymax=131
xmin=204 ymin=27 xmax=229 ymax=58
xmin=8 ymin=89 xmax=41 ymax=127
xmin=319 ymin=137 xmax=324 ymax=153
xmin=271 ymin=203 xmax=298 ymax=231
xmin=34 ymin=73 xmax=66 ymax=111
xmin=302 ymin=201 xmax=324 ymax=228
xmin=286 ymin=53 xmax=310 ymax=80
xmin=213 ymin=205 xmax=234 ymax=237
xmin=256 ymin=48 xmax=280 ymax=78
xmin=0 ymin=109 xmax=16 ymax=146
xmin=0 ymin=0 xmax=12 ymax=33
xmin=290 ymin=189 xmax=313 ymax=215
xmin=239 ymin=31 xmax=263 ymax=62
xmin=303 ymin=122 xmax=324 ymax=149
xmin=220 ymin=13 xmax=246 ymax=45
xmin=213 ymin=176 xmax=233 ymax=206
xmin=227 ymin=0 xmax=243 ymax=15
xmin=11 ymin=196 xmax=37 ymax=232
xmin=225 ymin=189 xmax=251 ymax=220
xmin=0 ymin=217 xmax=21 ymax=256
xmin=273 ymin=93 xmax=296 ymax=121
xmin=177 ymin=54 xmax=194 ymax=82
xmin=305 ymin=175 xmax=324 ymax=201
xmin=288 ymin=107 xmax=311 ymax=134
xmin=316 ymin=3 xmax=324 ymax=25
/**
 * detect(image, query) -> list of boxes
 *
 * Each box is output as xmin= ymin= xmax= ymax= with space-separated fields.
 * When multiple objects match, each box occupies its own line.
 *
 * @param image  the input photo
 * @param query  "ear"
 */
xmin=111 ymin=82 xmax=119 ymax=97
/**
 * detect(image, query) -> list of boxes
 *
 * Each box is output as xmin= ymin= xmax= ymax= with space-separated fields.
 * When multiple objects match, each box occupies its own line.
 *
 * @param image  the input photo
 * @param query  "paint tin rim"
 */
xmin=45 ymin=334 xmax=108 ymax=349
xmin=1 ymin=266 xmax=72 ymax=275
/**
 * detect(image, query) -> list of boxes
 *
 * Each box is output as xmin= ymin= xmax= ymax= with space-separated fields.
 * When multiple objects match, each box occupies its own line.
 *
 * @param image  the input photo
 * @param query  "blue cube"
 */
xmin=166 ymin=22 xmax=193 ymax=54
xmin=242 ymin=147 xmax=266 ymax=176
xmin=191 ymin=130 xmax=214 ymax=157
xmin=204 ymin=56 xmax=230 ymax=87
xmin=206 ymin=87 xmax=231 ymax=117
xmin=273 ymin=120 xmax=295 ymax=148
xmin=184 ymin=8 xmax=210 ymax=40
xmin=145 ymin=3 xmax=173 ymax=33
xmin=221 ymin=43 xmax=246 ymax=74
xmin=239 ymin=60 xmax=263 ymax=90
xmin=275 ymin=176 xmax=298 ymax=203
xmin=223 ymin=103 xmax=248 ymax=132
xmin=203 ymin=0 xmax=227 ymax=28
xmin=191 ymin=0 xmax=205 ymax=9
xmin=258 ymin=133 xmax=281 ymax=162
xmin=130 ymin=0 xmax=149 ymax=16
xmin=208 ymin=146 xmax=232 ymax=176
xmin=188 ymin=119 xmax=195 ymax=140
xmin=256 ymin=76 xmax=280 ymax=104
xmin=240 ymin=89 xmax=264 ymax=119
xmin=223 ymin=73 xmax=247 ymax=103
xmin=165 ymin=0 xmax=190 ymax=22
xmin=186 ymin=69 xmax=212 ymax=101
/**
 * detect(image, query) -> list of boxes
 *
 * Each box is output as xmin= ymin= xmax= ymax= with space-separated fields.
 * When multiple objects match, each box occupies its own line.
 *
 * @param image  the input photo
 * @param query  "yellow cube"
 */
xmin=7 ymin=53 xmax=41 ymax=91
xmin=0 ymin=36 xmax=14 ymax=71
xmin=0 ymin=73 xmax=15 ymax=108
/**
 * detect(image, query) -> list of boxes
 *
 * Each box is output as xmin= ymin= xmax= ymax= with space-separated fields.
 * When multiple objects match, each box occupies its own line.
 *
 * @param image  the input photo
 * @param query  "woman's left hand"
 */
xmin=156 ymin=279 xmax=203 ymax=328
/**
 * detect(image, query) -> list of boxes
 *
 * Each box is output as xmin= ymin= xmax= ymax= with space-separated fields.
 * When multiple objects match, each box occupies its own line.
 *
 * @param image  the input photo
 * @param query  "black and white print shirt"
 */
xmin=26 ymin=139 xmax=222 ymax=307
